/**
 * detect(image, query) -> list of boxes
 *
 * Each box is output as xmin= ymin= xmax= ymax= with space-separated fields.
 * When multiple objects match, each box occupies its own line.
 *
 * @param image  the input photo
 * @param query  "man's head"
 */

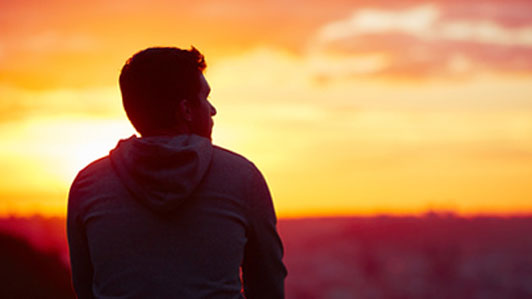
xmin=119 ymin=47 xmax=216 ymax=139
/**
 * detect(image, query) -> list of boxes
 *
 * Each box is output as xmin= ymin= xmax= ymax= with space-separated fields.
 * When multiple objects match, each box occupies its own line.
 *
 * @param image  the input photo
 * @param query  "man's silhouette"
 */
xmin=67 ymin=47 xmax=287 ymax=298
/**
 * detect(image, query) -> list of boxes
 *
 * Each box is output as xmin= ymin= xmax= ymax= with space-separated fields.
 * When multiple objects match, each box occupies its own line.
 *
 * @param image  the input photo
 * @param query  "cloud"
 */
xmin=318 ymin=4 xmax=532 ymax=47
xmin=0 ymin=84 xmax=122 ymax=123
xmin=312 ymin=3 xmax=532 ymax=78
xmin=318 ymin=5 xmax=440 ymax=43
xmin=21 ymin=31 xmax=99 ymax=53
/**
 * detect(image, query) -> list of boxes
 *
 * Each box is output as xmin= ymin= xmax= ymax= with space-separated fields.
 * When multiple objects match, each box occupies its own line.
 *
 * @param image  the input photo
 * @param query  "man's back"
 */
xmin=67 ymin=134 xmax=286 ymax=298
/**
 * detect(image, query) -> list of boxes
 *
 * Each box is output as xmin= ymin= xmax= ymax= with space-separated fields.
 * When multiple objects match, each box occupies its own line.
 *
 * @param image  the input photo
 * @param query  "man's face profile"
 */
xmin=186 ymin=73 xmax=216 ymax=140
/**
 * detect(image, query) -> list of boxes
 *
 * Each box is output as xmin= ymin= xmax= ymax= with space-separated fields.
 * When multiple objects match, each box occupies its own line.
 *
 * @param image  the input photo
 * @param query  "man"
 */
xmin=67 ymin=47 xmax=287 ymax=298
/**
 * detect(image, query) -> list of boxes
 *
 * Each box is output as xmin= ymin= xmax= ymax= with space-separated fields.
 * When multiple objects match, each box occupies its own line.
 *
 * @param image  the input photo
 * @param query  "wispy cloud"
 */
xmin=0 ymin=84 xmax=122 ymax=123
xmin=317 ymin=5 xmax=440 ymax=43
xmin=20 ymin=31 xmax=99 ymax=53
xmin=318 ymin=5 xmax=532 ymax=47
xmin=312 ymin=3 xmax=532 ymax=78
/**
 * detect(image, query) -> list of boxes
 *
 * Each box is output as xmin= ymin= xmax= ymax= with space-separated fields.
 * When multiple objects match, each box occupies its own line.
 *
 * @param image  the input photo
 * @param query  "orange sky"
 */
xmin=1 ymin=0 xmax=532 ymax=217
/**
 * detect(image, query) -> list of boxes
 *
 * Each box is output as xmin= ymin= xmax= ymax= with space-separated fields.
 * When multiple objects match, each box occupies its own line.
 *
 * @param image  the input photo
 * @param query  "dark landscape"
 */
xmin=1 ymin=214 xmax=531 ymax=299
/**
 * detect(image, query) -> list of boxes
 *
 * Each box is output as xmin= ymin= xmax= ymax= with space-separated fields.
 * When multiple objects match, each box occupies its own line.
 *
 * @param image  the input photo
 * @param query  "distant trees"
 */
xmin=0 ymin=232 xmax=74 ymax=298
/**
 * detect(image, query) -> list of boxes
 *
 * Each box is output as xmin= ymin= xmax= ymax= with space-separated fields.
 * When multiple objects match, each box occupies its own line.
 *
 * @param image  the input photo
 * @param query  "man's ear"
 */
xmin=178 ymin=99 xmax=193 ymax=122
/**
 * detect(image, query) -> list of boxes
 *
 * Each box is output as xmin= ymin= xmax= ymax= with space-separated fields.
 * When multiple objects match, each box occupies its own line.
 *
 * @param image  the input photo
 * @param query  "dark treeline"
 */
xmin=0 ymin=232 xmax=74 ymax=298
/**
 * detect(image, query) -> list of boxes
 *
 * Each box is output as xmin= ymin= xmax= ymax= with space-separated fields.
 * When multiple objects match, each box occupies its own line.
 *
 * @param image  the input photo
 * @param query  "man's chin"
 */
xmin=203 ymin=129 xmax=213 ymax=141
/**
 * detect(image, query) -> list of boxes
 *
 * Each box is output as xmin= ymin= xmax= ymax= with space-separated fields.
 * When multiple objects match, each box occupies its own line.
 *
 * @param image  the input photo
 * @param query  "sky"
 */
xmin=1 ymin=0 xmax=531 ymax=217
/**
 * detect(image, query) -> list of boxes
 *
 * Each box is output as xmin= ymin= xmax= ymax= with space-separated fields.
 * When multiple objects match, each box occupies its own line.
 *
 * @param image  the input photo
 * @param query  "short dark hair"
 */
xmin=119 ymin=46 xmax=206 ymax=136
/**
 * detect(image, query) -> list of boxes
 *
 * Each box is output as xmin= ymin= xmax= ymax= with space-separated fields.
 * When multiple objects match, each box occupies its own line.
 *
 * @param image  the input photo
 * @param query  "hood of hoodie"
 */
xmin=109 ymin=134 xmax=213 ymax=213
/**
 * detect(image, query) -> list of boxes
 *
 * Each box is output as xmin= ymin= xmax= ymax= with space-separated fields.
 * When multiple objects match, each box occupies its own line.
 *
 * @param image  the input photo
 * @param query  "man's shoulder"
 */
xmin=71 ymin=155 xmax=115 ymax=189
xmin=213 ymin=145 xmax=254 ymax=167
xmin=211 ymin=145 xmax=263 ymax=178
xmin=78 ymin=155 xmax=111 ymax=176
xmin=68 ymin=156 xmax=117 ymax=213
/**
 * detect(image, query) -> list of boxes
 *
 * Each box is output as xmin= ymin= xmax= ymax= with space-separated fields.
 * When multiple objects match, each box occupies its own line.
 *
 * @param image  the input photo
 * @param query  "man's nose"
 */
xmin=209 ymin=102 xmax=217 ymax=116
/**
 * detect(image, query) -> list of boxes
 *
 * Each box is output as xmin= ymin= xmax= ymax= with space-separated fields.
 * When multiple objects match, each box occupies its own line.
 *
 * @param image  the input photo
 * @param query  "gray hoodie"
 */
xmin=67 ymin=134 xmax=287 ymax=299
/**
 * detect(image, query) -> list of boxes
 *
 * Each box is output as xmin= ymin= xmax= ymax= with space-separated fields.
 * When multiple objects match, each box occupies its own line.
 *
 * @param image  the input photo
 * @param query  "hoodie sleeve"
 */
xmin=67 ymin=171 xmax=95 ymax=299
xmin=242 ymin=166 xmax=287 ymax=299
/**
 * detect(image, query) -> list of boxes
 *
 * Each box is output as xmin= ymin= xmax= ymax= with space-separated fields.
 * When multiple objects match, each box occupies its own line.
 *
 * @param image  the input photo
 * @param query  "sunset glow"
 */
xmin=1 ymin=0 xmax=531 ymax=217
